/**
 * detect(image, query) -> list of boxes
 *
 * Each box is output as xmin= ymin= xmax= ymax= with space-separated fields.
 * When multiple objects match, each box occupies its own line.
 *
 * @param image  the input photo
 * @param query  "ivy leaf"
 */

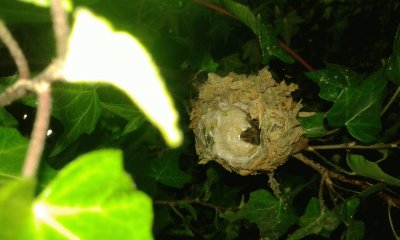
xmin=222 ymin=0 xmax=259 ymax=34
xmin=274 ymin=10 xmax=304 ymax=45
xmin=339 ymin=198 xmax=360 ymax=226
xmin=327 ymin=70 xmax=387 ymax=143
xmin=51 ymin=83 xmax=101 ymax=156
xmin=298 ymin=113 xmax=329 ymax=138
xmin=0 ymin=1 xmax=50 ymax=23
xmin=34 ymin=149 xmax=153 ymax=240
xmin=386 ymin=23 xmax=400 ymax=85
xmin=346 ymin=154 xmax=400 ymax=187
xmin=232 ymin=189 xmax=297 ymax=239
xmin=62 ymin=8 xmax=182 ymax=148
xmin=288 ymin=198 xmax=340 ymax=240
xmin=345 ymin=220 xmax=365 ymax=240
xmin=0 ymin=179 xmax=36 ymax=240
xmin=305 ymin=64 xmax=362 ymax=102
xmin=0 ymin=108 xmax=18 ymax=128
xmin=0 ymin=127 xmax=29 ymax=185
xmin=259 ymin=24 xmax=294 ymax=64
xmin=100 ymin=102 xmax=146 ymax=135
xmin=150 ymin=150 xmax=191 ymax=188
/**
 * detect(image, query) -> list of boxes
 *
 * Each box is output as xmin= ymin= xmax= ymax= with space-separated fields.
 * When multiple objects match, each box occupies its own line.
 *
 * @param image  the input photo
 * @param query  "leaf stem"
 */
xmin=22 ymin=82 xmax=52 ymax=178
xmin=381 ymin=85 xmax=400 ymax=116
xmin=0 ymin=20 xmax=30 ymax=79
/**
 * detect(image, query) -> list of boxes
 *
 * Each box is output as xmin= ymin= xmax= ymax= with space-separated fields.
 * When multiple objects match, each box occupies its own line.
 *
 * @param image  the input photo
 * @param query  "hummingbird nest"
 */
xmin=190 ymin=68 xmax=307 ymax=176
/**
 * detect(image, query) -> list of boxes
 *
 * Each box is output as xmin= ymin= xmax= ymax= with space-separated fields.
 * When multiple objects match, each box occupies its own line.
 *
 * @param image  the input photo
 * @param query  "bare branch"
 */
xmin=0 ymin=20 xmax=30 ymax=79
xmin=22 ymin=81 xmax=52 ymax=178
xmin=51 ymin=0 xmax=69 ymax=59
xmin=294 ymin=153 xmax=400 ymax=208
xmin=307 ymin=140 xmax=400 ymax=151
xmin=0 ymin=80 xmax=34 ymax=107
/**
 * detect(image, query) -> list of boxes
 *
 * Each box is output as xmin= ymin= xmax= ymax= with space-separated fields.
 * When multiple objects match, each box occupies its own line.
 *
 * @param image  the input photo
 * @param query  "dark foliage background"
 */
xmin=0 ymin=0 xmax=399 ymax=239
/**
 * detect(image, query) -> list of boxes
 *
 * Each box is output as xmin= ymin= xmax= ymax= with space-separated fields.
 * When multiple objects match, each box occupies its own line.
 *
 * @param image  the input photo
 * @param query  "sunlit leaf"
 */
xmin=34 ymin=149 xmax=153 ymax=240
xmin=51 ymin=83 xmax=101 ymax=156
xmin=0 ymin=127 xmax=28 ymax=185
xmin=347 ymin=154 xmax=400 ymax=187
xmin=0 ymin=179 xmax=36 ymax=240
xmin=233 ymin=189 xmax=297 ymax=239
xmin=62 ymin=8 xmax=182 ymax=148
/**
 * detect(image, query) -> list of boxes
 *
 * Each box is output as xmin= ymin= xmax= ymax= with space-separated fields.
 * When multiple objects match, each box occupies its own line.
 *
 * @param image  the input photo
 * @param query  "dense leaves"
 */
xmin=0 ymin=0 xmax=399 ymax=239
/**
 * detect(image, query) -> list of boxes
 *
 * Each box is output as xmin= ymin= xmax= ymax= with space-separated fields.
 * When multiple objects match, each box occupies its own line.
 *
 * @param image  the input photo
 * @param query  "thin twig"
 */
xmin=388 ymin=201 xmax=399 ymax=239
xmin=155 ymin=199 xmax=236 ymax=212
xmin=381 ymin=85 xmax=400 ymax=116
xmin=22 ymin=82 xmax=52 ymax=178
xmin=0 ymin=20 xmax=30 ymax=79
xmin=307 ymin=140 xmax=400 ymax=151
xmin=0 ymin=79 xmax=34 ymax=107
xmin=50 ymin=0 xmax=69 ymax=59
xmin=293 ymin=153 xmax=400 ymax=208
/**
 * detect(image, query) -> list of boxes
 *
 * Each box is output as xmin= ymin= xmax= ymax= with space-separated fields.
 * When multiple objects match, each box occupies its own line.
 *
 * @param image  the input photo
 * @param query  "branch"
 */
xmin=22 ymin=82 xmax=52 ymax=178
xmin=307 ymin=140 xmax=400 ymax=151
xmin=0 ymin=20 xmax=30 ymax=79
xmin=50 ymin=0 xmax=69 ymax=59
xmin=294 ymin=153 xmax=400 ymax=208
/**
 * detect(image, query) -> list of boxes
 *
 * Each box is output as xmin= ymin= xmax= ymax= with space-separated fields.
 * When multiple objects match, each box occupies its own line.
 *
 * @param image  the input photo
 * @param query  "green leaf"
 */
xmin=305 ymin=64 xmax=362 ymax=102
xmin=339 ymin=198 xmax=360 ymax=226
xmin=51 ymin=83 xmax=101 ymax=156
xmin=34 ymin=149 xmax=153 ymax=240
xmin=62 ymin=8 xmax=182 ymax=148
xmin=0 ymin=179 xmax=36 ymax=240
xmin=0 ymin=108 xmax=18 ymax=128
xmin=222 ymin=0 xmax=259 ymax=34
xmin=345 ymin=220 xmax=365 ymax=240
xmin=150 ymin=150 xmax=191 ymax=188
xmin=386 ymin=23 xmax=400 ymax=85
xmin=327 ymin=70 xmax=387 ymax=143
xmin=274 ymin=10 xmax=304 ymax=45
xmin=189 ymin=51 xmax=219 ymax=72
xmin=100 ymin=102 xmax=146 ymax=135
xmin=289 ymin=198 xmax=340 ymax=240
xmin=346 ymin=154 xmax=400 ymax=187
xmin=298 ymin=113 xmax=329 ymax=138
xmin=0 ymin=127 xmax=29 ymax=185
xmin=233 ymin=189 xmax=297 ymax=239
xmin=259 ymin=24 xmax=294 ymax=64
xmin=0 ymin=1 xmax=50 ymax=23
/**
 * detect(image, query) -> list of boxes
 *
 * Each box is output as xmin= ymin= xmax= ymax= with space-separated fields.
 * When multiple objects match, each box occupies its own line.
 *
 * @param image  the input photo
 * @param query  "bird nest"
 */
xmin=190 ymin=68 xmax=307 ymax=176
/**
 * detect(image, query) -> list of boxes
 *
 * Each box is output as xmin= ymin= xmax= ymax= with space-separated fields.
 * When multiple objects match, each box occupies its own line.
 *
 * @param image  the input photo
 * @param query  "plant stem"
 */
xmin=0 ymin=20 xmax=30 ymax=79
xmin=307 ymin=140 xmax=400 ymax=151
xmin=51 ymin=0 xmax=69 ymax=59
xmin=22 ymin=82 xmax=52 ymax=178
xmin=381 ymin=85 xmax=400 ymax=116
xmin=294 ymin=153 xmax=400 ymax=208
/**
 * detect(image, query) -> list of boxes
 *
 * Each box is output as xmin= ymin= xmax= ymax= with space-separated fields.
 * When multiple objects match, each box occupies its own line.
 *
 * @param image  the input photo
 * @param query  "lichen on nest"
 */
xmin=190 ymin=68 xmax=307 ymax=176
